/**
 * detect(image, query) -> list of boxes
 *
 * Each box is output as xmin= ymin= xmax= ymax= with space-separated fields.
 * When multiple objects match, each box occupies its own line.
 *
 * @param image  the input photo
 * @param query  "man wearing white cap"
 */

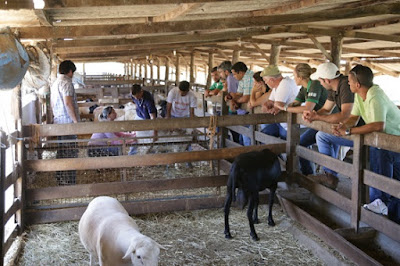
xmin=303 ymin=62 xmax=363 ymax=189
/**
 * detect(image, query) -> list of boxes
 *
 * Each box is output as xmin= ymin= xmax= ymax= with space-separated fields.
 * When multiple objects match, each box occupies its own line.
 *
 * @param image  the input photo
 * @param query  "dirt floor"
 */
xmin=16 ymin=205 xmax=329 ymax=266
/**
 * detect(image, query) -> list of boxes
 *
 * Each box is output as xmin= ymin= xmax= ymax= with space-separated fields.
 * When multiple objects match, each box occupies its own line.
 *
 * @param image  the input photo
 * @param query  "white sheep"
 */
xmin=79 ymin=196 xmax=163 ymax=266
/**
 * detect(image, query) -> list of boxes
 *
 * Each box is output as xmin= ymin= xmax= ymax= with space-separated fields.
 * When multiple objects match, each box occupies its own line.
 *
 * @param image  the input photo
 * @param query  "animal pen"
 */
xmin=2 ymin=1 xmax=400 ymax=265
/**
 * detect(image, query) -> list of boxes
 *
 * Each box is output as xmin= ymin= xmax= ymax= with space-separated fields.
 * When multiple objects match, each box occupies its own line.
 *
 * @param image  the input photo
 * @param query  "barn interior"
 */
xmin=1 ymin=0 xmax=400 ymax=265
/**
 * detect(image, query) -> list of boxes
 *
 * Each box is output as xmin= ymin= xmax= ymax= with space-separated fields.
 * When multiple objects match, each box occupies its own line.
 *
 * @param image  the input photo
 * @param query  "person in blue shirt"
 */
xmin=129 ymin=84 xmax=158 ymax=154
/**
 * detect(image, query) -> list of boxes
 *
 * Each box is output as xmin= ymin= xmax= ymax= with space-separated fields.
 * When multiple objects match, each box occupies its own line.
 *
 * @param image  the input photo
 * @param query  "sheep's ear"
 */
xmin=155 ymin=241 xmax=166 ymax=250
xmin=122 ymin=242 xmax=135 ymax=260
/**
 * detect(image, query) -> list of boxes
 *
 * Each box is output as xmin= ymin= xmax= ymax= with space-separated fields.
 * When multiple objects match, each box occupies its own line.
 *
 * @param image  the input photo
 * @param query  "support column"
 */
xmin=82 ymin=63 xmax=86 ymax=80
xmin=157 ymin=58 xmax=161 ymax=84
xmin=206 ymin=52 xmax=214 ymax=88
xmin=270 ymin=44 xmax=281 ymax=66
xmin=150 ymin=58 xmax=154 ymax=84
xmin=232 ymin=50 xmax=240 ymax=64
xmin=133 ymin=62 xmax=137 ymax=79
xmin=331 ymin=35 xmax=343 ymax=68
xmin=130 ymin=62 xmax=134 ymax=79
xmin=175 ymin=54 xmax=180 ymax=85
xmin=139 ymin=62 xmax=142 ymax=79
xmin=190 ymin=52 xmax=195 ymax=84
xmin=144 ymin=61 xmax=148 ymax=84
xmin=165 ymin=58 xmax=170 ymax=83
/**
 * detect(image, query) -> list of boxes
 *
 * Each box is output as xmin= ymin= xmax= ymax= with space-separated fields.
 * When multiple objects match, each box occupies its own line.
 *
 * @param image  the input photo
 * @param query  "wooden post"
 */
xmin=150 ymin=58 xmax=154 ymax=85
xmin=0 ymin=130 xmax=5 ymax=266
xmin=190 ymin=52 xmax=195 ymax=84
xmin=133 ymin=62 xmax=136 ymax=79
xmin=206 ymin=52 xmax=214 ymax=88
xmin=165 ymin=58 xmax=169 ymax=83
xmin=331 ymin=35 xmax=343 ymax=68
xmin=270 ymin=44 xmax=281 ymax=66
xmin=232 ymin=50 xmax=240 ymax=64
xmin=175 ymin=54 xmax=180 ymax=85
xmin=345 ymin=61 xmax=351 ymax=75
xmin=139 ymin=62 xmax=142 ymax=79
xmin=286 ymin=112 xmax=300 ymax=181
xmin=157 ymin=58 xmax=161 ymax=84
xmin=130 ymin=62 xmax=133 ymax=79
xmin=351 ymin=134 xmax=365 ymax=232
xmin=220 ymin=91 xmax=229 ymax=148
xmin=82 ymin=63 xmax=86 ymax=80
xmin=144 ymin=61 xmax=148 ymax=85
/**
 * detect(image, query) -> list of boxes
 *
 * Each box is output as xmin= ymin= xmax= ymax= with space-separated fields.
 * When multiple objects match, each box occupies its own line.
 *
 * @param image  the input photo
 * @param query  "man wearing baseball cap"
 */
xmin=260 ymin=65 xmax=299 ymax=139
xmin=303 ymin=62 xmax=363 ymax=189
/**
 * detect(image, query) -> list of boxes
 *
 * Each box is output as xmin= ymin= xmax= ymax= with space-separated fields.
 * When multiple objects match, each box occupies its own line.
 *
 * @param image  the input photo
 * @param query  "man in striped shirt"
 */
xmin=50 ymin=60 xmax=80 ymax=185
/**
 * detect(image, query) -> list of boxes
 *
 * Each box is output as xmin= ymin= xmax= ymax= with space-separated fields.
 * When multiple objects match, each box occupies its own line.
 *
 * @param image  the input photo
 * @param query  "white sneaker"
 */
xmin=363 ymin=199 xmax=388 ymax=216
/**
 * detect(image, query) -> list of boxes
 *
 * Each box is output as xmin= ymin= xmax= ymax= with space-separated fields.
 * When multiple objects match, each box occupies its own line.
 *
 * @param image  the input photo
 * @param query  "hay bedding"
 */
xmin=17 ymin=206 xmax=324 ymax=266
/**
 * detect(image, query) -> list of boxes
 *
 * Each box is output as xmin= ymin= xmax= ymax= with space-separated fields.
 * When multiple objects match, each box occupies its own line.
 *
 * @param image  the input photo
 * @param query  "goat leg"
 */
xmin=224 ymin=194 xmax=233 ymax=239
xmin=268 ymin=186 xmax=276 ymax=226
xmin=247 ymin=196 xmax=259 ymax=241
xmin=252 ymin=194 xmax=260 ymax=224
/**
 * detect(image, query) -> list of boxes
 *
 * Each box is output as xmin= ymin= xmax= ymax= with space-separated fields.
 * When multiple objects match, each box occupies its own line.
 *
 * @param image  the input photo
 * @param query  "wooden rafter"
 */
xmin=43 ymin=0 xmax=241 ymax=8
xmin=14 ymin=3 xmax=400 ymax=39
xmin=151 ymin=3 xmax=202 ymax=23
xmin=308 ymin=34 xmax=333 ymax=61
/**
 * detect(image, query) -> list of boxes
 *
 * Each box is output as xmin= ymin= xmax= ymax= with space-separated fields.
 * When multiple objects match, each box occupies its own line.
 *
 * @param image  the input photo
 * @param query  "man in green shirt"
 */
xmin=333 ymin=64 xmax=400 ymax=221
xmin=205 ymin=67 xmax=224 ymax=97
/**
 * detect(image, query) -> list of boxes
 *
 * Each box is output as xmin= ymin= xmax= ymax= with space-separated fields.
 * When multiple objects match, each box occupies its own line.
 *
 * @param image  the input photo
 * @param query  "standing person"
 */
xmin=275 ymin=63 xmax=327 ymax=176
xmin=332 ymin=64 xmax=400 ymax=220
xmin=50 ymin=60 xmax=80 ymax=185
xmin=166 ymin=80 xmax=197 ymax=119
xmin=261 ymin=65 xmax=299 ymax=139
xmin=205 ymin=67 xmax=224 ymax=97
xmin=129 ymin=84 xmax=158 ymax=155
xmin=303 ymin=62 xmax=363 ymax=188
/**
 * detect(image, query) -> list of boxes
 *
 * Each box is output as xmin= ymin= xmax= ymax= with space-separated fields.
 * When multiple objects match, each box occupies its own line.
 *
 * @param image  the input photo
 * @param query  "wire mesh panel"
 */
xmin=26 ymin=131 xmax=225 ymax=214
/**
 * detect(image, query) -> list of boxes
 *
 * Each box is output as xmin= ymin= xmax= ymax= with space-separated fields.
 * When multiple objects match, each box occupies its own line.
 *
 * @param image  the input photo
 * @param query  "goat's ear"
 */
xmin=122 ymin=242 xmax=136 ymax=260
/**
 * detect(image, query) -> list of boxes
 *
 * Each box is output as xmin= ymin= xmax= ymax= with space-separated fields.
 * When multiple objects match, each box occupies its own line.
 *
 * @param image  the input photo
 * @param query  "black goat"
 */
xmin=224 ymin=148 xmax=281 ymax=241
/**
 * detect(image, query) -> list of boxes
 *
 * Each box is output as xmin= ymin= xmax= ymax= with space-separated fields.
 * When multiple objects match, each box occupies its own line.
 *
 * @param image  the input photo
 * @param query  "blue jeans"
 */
xmin=316 ymin=131 xmax=353 ymax=176
xmin=262 ymin=124 xmax=316 ymax=175
xmin=261 ymin=123 xmax=287 ymax=140
xmin=299 ymin=128 xmax=319 ymax=175
xmin=369 ymin=147 xmax=400 ymax=203
xmin=239 ymin=125 xmax=252 ymax=146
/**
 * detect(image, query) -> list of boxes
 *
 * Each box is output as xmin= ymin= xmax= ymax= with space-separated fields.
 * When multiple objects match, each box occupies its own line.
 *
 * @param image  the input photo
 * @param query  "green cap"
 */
xmin=260 ymin=65 xmax=281 ymax=77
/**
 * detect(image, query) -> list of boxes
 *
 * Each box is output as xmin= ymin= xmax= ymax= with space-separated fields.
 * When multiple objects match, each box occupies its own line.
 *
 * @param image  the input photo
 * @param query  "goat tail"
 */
xmin=229 ymin=162 xmax=240 ymax=202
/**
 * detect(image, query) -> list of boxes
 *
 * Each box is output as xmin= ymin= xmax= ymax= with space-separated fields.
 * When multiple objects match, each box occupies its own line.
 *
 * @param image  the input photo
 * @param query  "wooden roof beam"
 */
xmin=247 ymin=38 xmax=400 ymax=58
xmin=53 ymin=28 xmax=276 ymax=49
xmin=15 ymin=2 xmax=400 ymax=39
xmin=151 ymin=3 xmax=202 ymax=23
xmin=308 ymin=34 xmax=333 ymax=61
xmin=43 ymin=0 xmax=241 ymax=8
xmin=34 ymin=10 xmax=53 ymax=26
xmin=352 ymin=57 xmax=399 ymax=77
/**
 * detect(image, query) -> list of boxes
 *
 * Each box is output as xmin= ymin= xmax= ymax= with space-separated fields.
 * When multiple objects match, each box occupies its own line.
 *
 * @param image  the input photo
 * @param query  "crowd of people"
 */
xmin=51 ymin=59 xmax=399 ymax=223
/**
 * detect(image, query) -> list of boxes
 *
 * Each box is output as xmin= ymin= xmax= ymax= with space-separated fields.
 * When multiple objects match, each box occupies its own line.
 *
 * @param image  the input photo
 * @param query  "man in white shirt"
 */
xmin=261 ymin=65 xmax=299 ymax=139
xmin=166 ymin=80 xmax=197 ymax=118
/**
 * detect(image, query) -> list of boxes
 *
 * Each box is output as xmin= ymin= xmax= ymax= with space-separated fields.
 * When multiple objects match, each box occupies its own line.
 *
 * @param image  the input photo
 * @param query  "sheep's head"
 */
xmin=123 ymin=237 xmax=164 ymax=266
